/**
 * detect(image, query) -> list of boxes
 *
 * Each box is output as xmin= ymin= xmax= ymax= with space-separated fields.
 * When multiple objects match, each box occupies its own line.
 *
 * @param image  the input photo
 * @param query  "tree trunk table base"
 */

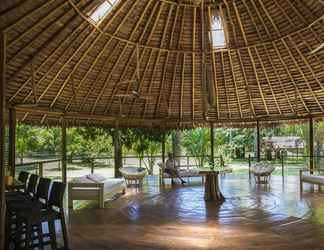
xmin=200 ymin=171 xmax=225 ymax=202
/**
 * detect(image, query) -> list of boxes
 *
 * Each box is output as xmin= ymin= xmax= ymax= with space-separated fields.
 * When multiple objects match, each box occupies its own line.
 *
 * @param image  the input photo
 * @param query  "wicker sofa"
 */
xmin=158 ymin=163 xmax=203 ymax=185
xmin=68 ymin=174 xmax=126 ymax=209
xmin=300 ymin=169 xmax=324 ymax=193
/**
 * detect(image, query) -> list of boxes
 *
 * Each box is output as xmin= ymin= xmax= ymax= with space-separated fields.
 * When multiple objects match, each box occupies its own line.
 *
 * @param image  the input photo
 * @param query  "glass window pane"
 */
xmin=89 ymin=0 xmax=120 ymax=23
xmin=212 ymin=30 xmax=225 ymax=48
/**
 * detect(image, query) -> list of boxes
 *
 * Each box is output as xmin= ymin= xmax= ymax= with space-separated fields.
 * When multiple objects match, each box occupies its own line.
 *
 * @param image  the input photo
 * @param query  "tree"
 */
xmin=172 ymin=130 xmax=182 ymax=165
xmin=16 ymin=124 xmax=39 ymax=163
xmin=125 ymin=128 xmax=165 ymax=175
xmin=182 ymin=128 xmax=210 ymax=167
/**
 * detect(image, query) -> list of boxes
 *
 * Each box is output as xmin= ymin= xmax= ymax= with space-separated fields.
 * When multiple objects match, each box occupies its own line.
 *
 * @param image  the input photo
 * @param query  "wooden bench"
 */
xmin=68 ymin=174 xmax=126 ymax=209
xmin=158 ymin=163 xmax=203 ymax=185
xmin=300 ymin=169 xmax=324 ymax=193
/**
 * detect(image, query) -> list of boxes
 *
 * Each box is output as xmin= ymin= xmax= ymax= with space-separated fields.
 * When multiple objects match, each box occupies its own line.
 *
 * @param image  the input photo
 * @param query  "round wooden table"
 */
xmin=199 ymin=170 xmax=225 ymax=202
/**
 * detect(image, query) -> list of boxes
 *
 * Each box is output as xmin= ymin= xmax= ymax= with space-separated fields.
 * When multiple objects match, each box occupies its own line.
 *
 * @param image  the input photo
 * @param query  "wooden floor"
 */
xmin=66 ymin=175 xmax=324 ymax=250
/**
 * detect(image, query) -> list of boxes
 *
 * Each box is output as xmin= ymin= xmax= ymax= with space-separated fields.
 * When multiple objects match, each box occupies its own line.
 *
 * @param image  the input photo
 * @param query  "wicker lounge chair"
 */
xmin=119 ymin=167 xmax=146 ymax=186
xmin=250 ymin=163 xmax=275 ymax=184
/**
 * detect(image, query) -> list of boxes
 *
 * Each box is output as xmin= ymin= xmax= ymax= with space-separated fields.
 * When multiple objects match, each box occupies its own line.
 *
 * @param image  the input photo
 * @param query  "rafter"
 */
xmin=51 ymin=0 xmax=137 ymax=108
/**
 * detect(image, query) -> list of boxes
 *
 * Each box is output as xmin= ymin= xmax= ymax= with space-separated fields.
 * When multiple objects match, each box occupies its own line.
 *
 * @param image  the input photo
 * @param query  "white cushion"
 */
xmin=86 ymin=173 xmax=106 ymax=183
xmin=301 ymin=174 xmax=324 ymax=185
xmin=102 ymin=178 xmax=126 ymax=192
xmin=70 ymin=176 xmax=92 ymax=183
xmin=162 ymin=169 xmax=201 ymax=178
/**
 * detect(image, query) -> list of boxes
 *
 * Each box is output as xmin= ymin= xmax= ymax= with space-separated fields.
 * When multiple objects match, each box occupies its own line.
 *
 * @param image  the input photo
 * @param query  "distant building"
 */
xmin=262 ymin=136 xmax=305 ymax=150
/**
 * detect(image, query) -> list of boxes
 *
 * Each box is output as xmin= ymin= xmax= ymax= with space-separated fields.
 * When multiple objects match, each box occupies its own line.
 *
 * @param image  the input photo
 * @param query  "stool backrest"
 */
xmin=36 ymin=177 xmax=51 ymax=203
xmin=26 ymin=174 xmax=39 ymax=197
xmin=49 ymin=182 xmax=66 ymax=210
xmin=17 ymin=171 xmax=29 ymax=192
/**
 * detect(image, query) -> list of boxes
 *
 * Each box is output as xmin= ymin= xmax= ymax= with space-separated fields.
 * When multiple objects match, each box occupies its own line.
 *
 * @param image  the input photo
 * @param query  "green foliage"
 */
xmin=16 ymin=124 xmax=39 ymax=162
xmin=70 ymin=128 xmax=112 ymax=158
xmin=125 ymin=128 xmax=165 ymax=174
xmin=182 ymin=128 xmax=210 ymax=167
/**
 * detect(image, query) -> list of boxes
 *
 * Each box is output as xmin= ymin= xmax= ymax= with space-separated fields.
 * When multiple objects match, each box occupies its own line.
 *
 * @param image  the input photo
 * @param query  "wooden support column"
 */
xmin=162 ymin=133 xmax=166 ymax=163
xmin=256 ymin=121 xmax=261 ymax=162
xmin=0 ymin=32 xmax=6 ymax=250
xmin=61 ymin=122 xmax=67 ymax=183
xmin=309 ymin=117 xmax=314 ymax=173
xmin=8 ymin=108 xmax=16 ymax=178
xmin=210 ymin=123 xmax=214 ymax=164
xmin=113 ymin=129 xmax=122 ymax=178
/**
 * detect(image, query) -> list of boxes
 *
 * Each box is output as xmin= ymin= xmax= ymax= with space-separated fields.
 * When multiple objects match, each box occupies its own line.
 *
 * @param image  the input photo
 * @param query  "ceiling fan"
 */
xmin=113 ymin=43 xmax=156 ymax=100
xmin=114 ymin=90 xmax=155 ymax=100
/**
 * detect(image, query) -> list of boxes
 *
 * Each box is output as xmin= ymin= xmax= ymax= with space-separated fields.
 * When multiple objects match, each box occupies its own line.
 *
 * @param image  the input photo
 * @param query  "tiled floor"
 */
xmin=67 ymin=175 xmax=324 ymax=250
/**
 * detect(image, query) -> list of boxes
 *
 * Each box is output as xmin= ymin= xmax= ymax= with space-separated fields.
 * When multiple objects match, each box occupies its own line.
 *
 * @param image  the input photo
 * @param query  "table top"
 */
xmin=198 ymin=169 xmax=228 ymax=175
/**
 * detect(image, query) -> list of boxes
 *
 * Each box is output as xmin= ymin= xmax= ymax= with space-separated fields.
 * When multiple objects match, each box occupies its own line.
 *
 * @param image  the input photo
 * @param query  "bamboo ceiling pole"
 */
xmin=200 ymin=0 xmax=208 ymax=119
xmin=0 ymin=31 xmax=6 ymax=250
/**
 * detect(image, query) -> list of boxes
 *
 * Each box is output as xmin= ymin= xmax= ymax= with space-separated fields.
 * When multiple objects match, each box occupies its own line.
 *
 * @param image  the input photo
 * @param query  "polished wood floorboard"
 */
xmin=67 ymin=175 xmax=324 ymax=250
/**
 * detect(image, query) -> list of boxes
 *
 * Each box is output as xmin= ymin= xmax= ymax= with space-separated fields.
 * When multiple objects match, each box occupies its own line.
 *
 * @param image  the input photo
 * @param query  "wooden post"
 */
xmin=61 ymin=122 xmax=67 ymax=183
xmin=309 ymin=117 xmax=314 ymax=173
xmin=39 ymin=162 xmax=43 ymax=177
xmin=162 ymin=133 xmax=166 ymax=163
xmin=210 ymin=123 xmax=214 ymax=164
xmin=256 ymin=121 xmax=261 ymax=162
xmin=113 ymin=129 xmax=122 ymax=178
xmin=0 ymin=32 xmax=6 ymax=250
xmin=8 ymin=108 xmax=16 ymax=178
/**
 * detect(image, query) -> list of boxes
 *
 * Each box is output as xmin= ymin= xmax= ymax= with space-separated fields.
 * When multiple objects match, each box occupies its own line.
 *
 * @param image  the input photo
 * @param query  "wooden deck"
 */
xmin=66 ymin=175 xmax=324 ymax=250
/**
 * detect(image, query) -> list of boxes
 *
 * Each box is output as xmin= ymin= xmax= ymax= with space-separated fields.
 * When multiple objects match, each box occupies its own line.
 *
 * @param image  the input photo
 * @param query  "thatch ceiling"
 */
xmin=0 ymin=0 xmax=324 ymax=128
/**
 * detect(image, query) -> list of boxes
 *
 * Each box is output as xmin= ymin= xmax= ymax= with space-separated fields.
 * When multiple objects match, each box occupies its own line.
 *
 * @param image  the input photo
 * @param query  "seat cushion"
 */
xmin=251 ymin=164 xmax=275 ymax=175
xmin=301 ymin=174 xmax=324 ymax=184
xmin=87 ymin=173 xmax=106 ymax=183
xmin=103 ymin=178 xmax=126 ymax=192
xmin=162 ymin=169 xmax=201 ymax=178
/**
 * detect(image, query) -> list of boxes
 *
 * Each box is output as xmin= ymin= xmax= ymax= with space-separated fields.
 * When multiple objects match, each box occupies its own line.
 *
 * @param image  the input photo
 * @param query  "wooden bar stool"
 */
xmin=7 ymin=177 xmax=51 ymax=249
xmin=15 ymin=181 xmax=69 ymax=250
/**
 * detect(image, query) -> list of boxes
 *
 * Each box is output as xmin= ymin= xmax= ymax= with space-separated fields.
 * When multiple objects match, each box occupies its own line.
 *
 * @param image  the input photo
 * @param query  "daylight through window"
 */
xmin=210 ymin=16 xmax=226 ymax=48
xmin=89 ymin=0 xmax=120 ymax=24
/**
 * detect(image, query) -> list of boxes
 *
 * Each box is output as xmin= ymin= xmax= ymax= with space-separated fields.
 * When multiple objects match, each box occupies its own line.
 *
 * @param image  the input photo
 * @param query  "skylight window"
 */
xmin=89 ymin=0 xmax=119 ymax=24
xmin=210 ymin=16 xmax=226 ymax=48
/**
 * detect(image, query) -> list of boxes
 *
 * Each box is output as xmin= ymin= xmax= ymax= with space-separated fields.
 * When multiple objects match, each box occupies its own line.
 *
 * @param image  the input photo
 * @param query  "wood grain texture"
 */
xmin=67 ymin=174 xmax=324 ymax=250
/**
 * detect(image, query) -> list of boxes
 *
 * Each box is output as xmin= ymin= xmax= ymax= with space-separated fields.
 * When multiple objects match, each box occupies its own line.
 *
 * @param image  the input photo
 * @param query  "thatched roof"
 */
xmin=0 ymin=0 xmax=324 ymax=128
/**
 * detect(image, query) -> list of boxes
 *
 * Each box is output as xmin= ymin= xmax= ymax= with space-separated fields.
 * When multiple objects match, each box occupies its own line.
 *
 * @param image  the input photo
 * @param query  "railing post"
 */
xmin=39 ymin=162 xmax=43 ymax=177
xmin=187 ymin=155 xmax=189 ymax=170
xmin=91 ymin=158 xmax=94 ymax=174
xmin=248 ymin=154 xmax=251 ymax=179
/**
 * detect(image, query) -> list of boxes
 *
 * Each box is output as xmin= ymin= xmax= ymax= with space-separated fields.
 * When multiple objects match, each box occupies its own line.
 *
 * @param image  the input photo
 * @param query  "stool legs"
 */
xmin=60 ymin=215 xmax=70 ymax=250
xmin=48 ymin=220 xmax=57 ymax=250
